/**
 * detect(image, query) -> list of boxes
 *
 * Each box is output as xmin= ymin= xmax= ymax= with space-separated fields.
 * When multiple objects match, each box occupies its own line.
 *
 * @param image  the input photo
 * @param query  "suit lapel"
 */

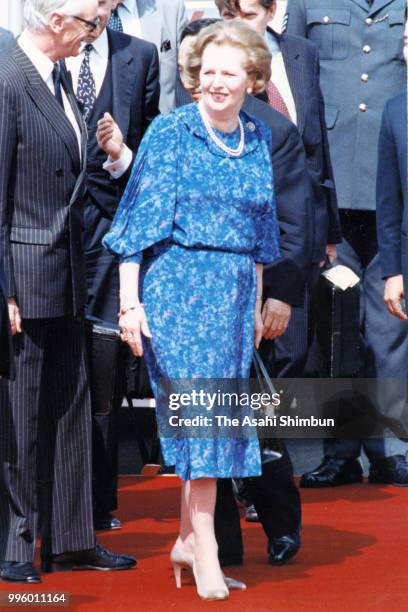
xmin=137 ymin=0 xmax=163 ymax=50
xmin=369 ymin=0 xmax=396 ymax=15
xmin=60 ymin=66 xmax=87 ymax=171
xmin=108 ymin=30 xmax=135 ymax=139
xmin=276 ymin=31 xmax=306 ymax=135
xmin=12 ymin=45 xmax=80 ymax=170
xmin=349 ymin=0 xmax=370 ymax=11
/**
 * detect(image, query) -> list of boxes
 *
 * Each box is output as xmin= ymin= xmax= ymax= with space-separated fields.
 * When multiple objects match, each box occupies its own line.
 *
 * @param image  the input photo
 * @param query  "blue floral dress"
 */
xmin=103 ymin=103 xmax=280 ymax=480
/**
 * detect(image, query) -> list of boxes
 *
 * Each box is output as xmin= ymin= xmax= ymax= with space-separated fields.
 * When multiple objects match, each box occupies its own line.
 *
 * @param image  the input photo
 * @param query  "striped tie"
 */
xmin=108 ymin=8 xmax=123 ymax=32
xmin=266 ymin=80 xmax=291 ymax=121
xmin=52 ymin=63 xmax=64 ymax=108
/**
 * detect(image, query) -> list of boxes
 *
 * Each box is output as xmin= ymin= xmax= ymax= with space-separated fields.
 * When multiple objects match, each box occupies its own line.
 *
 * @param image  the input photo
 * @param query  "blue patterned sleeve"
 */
xmin=102 ymin=113 xmax=179 ymax=263
xmin=253 ymin=132 xmax=281 ymax=264
xmin=253 ymin=193 xmax=280 ymax=264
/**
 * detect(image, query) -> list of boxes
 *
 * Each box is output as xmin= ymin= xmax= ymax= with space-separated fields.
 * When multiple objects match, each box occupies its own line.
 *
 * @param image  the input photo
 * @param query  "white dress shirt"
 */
xmin=65 ymin=29 xmax=131 ymax=178
xmin=18 ymin=30 xmax=82 ymax=154
xmin=116 ymin=0 xmax=142 ymax=38
xmin=265 ymin=30 xmax=298 ymax=126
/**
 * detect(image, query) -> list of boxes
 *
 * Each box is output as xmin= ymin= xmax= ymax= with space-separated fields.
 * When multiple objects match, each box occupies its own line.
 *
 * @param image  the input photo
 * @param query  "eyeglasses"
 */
xmin=70 ymin=15 xmax=100 ymax=32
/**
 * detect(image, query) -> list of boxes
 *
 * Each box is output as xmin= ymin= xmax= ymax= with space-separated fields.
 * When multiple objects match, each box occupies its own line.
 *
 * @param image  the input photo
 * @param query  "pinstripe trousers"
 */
xmin=0 ymin=316 xmax=95 ymax=562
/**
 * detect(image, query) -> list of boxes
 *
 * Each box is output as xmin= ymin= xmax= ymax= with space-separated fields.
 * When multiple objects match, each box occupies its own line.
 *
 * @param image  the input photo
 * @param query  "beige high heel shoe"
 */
xmin=170 ymin=543 xmax=230 ymax=601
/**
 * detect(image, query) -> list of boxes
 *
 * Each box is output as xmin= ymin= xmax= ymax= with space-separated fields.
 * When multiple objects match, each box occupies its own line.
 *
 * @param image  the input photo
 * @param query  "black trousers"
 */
xmin=0 ymin=316 xmax=94 ymax=561
xmin=324 ymin=210 xmax=408 ymax=462
xmin=215 ymin=441 xmax=301 ymax=562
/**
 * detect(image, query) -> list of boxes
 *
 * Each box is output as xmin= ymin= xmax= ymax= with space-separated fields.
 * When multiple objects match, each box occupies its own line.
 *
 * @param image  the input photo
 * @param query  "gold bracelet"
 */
xmin=118 ymin=304 xmax=144 ymax=317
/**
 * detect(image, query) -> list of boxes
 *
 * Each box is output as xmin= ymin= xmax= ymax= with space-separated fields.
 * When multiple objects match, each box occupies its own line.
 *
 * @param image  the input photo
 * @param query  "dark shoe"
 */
xmin=369 ymin=455 xmax=408 ymax=487
xmin=268 ymin=532 xmax=300 ymax=565
xmin=300 ymin=457 xmax=363 ymax=488
xmin=41 ymin=543 xmax=136 ymax=572
xmin=94 ymin=512 xmax=122 ymax=531
xmin=245 ymin=504 xmax=259 ymax=522
xmin=1 ymin=562 xmax=41 ymax=583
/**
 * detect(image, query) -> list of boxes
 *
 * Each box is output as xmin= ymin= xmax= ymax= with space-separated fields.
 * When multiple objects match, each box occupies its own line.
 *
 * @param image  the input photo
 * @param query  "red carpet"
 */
xmin=1 ymin=476 xmax=407 ymax=611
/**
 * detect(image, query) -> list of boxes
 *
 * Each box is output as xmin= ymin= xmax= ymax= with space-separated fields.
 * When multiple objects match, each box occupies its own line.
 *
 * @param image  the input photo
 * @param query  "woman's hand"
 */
xmin=254 ymin=306 xmax=264 ymax=349
xmin=119 ymin=305 xmax=152 ymax=356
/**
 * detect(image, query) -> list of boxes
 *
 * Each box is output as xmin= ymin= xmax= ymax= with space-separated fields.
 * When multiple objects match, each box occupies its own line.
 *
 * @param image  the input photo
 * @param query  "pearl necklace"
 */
xmin=198 ymin=102 xmax=245 ymax=157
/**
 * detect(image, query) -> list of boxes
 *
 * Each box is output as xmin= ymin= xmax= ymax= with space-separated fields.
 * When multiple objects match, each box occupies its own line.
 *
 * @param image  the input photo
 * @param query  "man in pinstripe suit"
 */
xmin=0 ymin=27 xmax=14 ymax=52
xmin=0 ymin=0 xmax=135 ymax=583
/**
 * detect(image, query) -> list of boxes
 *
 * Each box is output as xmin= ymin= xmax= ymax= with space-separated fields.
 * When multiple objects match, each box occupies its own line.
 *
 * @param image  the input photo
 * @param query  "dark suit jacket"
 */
xmin=0 ymin=27 xmax=13 ymax=53
xmin=0 ymin=260 xmax=13 ymax=379
xmin=84 ymin=29 xmax=160 ymax=322
xmin=85 ymin=29 xmax=160 ymax=219
xmin=175 ymin=77 xmax=312 ymax=306
xmin=376 ymin=93 xmax=408 ymax=291
xmin=267 ymin=27 xmax=341 ymax=261
xmin=0 ymin=43 xmax=88 ymax=319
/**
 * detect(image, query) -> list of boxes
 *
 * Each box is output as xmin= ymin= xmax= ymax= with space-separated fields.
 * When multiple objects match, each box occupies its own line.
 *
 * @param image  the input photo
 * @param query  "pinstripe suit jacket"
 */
xmin=0 ymin=260 xmax=13 ymax=379
xmin=0 ymin=43 xmax=88 ymax=319
xmin=0 ymin=27 xmax=13 ymax=53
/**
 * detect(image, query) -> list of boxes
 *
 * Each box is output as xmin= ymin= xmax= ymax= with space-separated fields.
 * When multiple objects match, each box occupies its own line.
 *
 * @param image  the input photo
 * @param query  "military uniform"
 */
xmin=286 ymin=0 xmax=408 ymax=474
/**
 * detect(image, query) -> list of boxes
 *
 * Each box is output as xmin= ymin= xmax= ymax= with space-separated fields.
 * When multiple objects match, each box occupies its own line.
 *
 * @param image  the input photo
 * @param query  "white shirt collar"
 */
xmin=18 ymin=30 xmax=55 ymax=84
xmin=121 ymin=0 xmax=140 ymax=18
xmin=80 ymin=27 xmax=109 ymax=59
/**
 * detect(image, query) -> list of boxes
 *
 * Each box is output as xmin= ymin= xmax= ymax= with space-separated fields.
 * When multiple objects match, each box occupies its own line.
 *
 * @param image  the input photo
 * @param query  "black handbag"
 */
xmin=315 ymin=273 xmax=361 ymax=377
xmin=85 ymin=317 xmax=125 ymax=416
xmin=252 ymin=349 xmax=285 ymax=460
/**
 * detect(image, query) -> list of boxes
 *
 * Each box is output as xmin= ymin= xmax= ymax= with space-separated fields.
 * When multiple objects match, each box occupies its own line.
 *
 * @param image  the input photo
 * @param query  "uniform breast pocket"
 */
xmin=306 ymin=8 xmax=351 ymax=60
xmin=388 ymin=11 xmax=405 ymax=59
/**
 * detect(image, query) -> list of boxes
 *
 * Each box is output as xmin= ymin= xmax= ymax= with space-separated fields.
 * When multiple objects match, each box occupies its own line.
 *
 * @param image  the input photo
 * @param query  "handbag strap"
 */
xmin=253 ymin=349 xmax=278 ymax=398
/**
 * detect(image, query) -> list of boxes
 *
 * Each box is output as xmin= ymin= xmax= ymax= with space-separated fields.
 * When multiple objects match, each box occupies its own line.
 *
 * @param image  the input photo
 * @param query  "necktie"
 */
xmin=76 ymin=44 xmax=96 ymax=122
xmin=108 ymin=8 xmax=123 ymax=32
xmin=52 ymin=63 xmax=64 ymax=108
xmin=266 ymin=80 xmax=291 ymax=121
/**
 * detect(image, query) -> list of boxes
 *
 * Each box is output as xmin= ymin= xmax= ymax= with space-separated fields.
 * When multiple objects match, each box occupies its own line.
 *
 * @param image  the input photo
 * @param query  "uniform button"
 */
xmin=365 ymin=17 xmax=373 ymax=25
xmin=361 ymin=73 xmax=369 ymax=82
xmin=363 ymin=45 xmax=371 ymax=53
xmin=359 ymin=103 xmax=367 ymax=112
xmin=323 ymin=15 xmax=330 ymax=23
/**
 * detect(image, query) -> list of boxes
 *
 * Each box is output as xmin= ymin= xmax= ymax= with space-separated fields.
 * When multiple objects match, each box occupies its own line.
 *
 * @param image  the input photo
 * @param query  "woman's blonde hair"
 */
xmin=183 ymin=20 xmax=271 ymax=95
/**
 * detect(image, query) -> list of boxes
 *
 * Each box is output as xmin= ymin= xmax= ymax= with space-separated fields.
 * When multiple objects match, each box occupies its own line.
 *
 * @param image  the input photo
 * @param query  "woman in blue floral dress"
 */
xmin=103 ymin=21 xmax=279 ymax=601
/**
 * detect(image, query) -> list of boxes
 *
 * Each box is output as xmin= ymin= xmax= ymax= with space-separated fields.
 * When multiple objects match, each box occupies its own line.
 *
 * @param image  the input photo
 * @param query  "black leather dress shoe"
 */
xmin=369 ymin=455 xmax=408 ymax=486
xmin=1 ymin=562 xmax=41 ymax=583
xmin=268 ymin=531 xmax=300 ymax=565
xmin=300 ymin=457 xmax=363 ymax=488
xmin=41 ymin=543 xmax=136 ymax=572
xmin=94 ymin=513 xmax=122 ymax=531
xmin=245 ymin=504 xmax=259 ymax=522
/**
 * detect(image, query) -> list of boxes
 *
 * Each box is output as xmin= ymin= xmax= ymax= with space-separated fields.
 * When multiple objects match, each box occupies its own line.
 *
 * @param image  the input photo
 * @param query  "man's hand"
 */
xmin=261 ymin=299 xmax=291 ymax=340
xmin=8 ymin=297 xmax=22 ymax=335
xmin=96 ymin=112 xmax=124 ymax=160
xmin=384 ymin=275 xmax=408 ymax=321
xmin=320 ymin=243 xmax=338 ymax=268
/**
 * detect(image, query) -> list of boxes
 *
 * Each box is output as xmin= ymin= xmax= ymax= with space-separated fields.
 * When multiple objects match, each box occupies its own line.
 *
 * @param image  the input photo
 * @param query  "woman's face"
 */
xmin=199 ymin=42 xmax=252 ymax=119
